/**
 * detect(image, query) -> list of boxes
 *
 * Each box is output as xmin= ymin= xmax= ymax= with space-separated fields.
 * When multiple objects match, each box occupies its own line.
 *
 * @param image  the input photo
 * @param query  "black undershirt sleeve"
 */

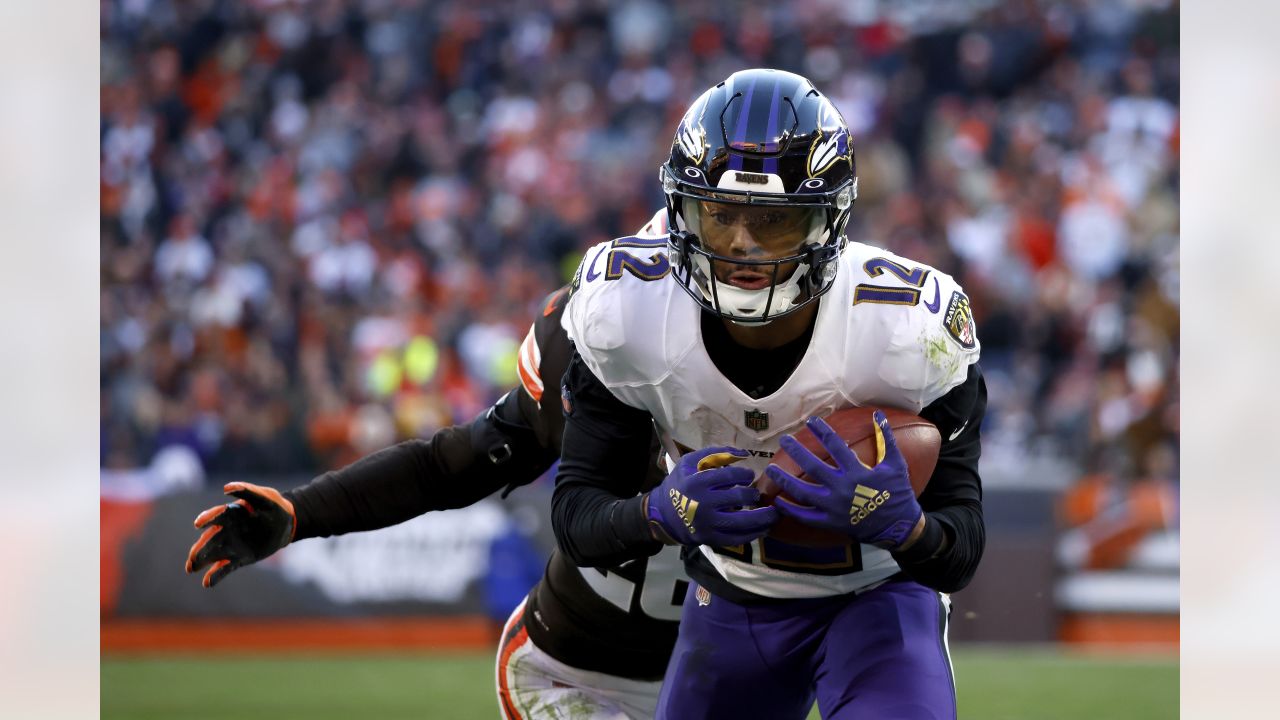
xmin=890 ymin=362 xmax=988 ymax=593
xmin=551 ymin=350 xmax=664 ymax=568
xmin=285 ymin=389 xmax=558 ymax=540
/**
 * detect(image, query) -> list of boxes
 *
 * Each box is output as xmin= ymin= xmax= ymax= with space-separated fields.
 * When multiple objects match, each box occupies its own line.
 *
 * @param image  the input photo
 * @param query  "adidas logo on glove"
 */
xmin=849 ymin=484 xmax=890 ymax=525
xmin=669 ymin=489 xmax=699 ymax=532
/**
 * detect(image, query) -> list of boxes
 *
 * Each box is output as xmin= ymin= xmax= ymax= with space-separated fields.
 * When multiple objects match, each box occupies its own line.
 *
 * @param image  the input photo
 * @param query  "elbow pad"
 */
xmin=457 ymin=390 xmax=558 ymax=500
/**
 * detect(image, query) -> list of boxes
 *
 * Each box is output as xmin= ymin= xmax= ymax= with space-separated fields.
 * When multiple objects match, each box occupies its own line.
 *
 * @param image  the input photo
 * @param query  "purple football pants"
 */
xmin=655 ymin=579 xmax=955 ymax=720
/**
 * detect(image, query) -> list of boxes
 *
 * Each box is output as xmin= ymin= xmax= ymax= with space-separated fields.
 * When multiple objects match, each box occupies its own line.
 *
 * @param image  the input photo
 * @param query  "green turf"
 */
xmin=101 ymin=646 xmax=1177 ymax=719
xmin=951 ymin=647 xmax=1177 ymax=720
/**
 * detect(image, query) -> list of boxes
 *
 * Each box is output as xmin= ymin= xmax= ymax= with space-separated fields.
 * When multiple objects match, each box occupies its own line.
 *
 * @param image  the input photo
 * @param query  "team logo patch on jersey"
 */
xmin=695 ymin=585 xmax=711 ymax=606
xmin=943 ymin=291 xmax=976 ymax=349
xmin=744 ymin=409 xmax=770 ymax=431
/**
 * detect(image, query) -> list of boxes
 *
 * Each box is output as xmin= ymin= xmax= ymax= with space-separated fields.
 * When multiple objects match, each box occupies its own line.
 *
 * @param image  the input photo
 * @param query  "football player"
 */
xmin=186 ymin=214 xmax=689 ymax=719
xmin=553 ymin=69 xmax=988 ymax=720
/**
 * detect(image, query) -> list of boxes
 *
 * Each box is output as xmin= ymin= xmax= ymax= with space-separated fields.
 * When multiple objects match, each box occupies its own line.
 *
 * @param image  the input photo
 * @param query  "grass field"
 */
xmin=102 ymin=645 xmax=1177 ymax=719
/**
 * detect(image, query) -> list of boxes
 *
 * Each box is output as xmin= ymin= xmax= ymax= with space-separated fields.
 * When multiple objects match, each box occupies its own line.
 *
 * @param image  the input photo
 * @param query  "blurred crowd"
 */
xmin=100 ymin=0 xmax=1179 ymax=505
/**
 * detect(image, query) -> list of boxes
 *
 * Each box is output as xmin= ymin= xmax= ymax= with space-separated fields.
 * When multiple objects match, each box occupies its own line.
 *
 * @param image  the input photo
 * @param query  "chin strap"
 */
xmin=668 ymin=221 xmax=845 ymax=323
xmin=698 ymin=260 xmax=809 ymax=321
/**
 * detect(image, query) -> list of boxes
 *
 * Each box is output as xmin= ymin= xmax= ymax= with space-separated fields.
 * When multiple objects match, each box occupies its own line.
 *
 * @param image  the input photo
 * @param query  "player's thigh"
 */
xmin=815 ymin=581 xmax=956 ymax=720
xmin=496 ymin=599 xmax=659 ymax=720
xmin=655 ymin=584 xmax=817 ymax=720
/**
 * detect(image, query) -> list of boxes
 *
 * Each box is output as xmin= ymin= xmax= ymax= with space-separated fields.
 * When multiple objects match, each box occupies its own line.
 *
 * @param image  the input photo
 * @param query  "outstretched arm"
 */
xmin=185 ymin=389 xmax=558 ymax=587
xmin=287 ymin=389 xmax=555 ymax=539
xmin=185 ymin=286 xmax=579 ymax=588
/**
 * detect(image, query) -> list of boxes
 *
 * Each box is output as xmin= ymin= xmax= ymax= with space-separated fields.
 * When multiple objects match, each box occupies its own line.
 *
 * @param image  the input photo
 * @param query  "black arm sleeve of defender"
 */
xmin=891 ymin=362 xmax=988 ymax=593
xmin=285 ymin=390 xmax=558 ymax=540
xmin=551 ymin=350 xmax=664 ymax=568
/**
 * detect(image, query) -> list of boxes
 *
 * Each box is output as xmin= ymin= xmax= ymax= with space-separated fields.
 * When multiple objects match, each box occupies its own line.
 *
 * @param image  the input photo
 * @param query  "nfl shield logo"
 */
xmin=744 ymin=409 xmax=769 ymax=431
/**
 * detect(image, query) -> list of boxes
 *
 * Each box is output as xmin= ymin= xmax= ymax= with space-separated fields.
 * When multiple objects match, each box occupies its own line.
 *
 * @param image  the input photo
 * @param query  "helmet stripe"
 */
xmin=727 ymin=74 xmax=757 ymax=171
xmin=762 ymin=78 xmax=783 ymax=175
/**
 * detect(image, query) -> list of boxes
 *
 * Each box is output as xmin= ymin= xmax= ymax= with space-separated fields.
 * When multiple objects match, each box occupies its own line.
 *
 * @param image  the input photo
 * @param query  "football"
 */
xmin=755 ymin=406 xmax=941 ymax=548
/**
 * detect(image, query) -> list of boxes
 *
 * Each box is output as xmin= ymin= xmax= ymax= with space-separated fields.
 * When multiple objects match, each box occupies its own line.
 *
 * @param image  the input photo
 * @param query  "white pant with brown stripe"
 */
xmin=495 ymin=598 xmax=662 ymax=720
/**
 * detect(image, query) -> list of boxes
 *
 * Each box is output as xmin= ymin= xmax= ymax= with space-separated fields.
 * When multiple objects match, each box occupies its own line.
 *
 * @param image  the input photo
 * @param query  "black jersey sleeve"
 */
xmin=286 ymin=389 xmax=558 ymax=539
xmin=517 ymin=286 xmax=574 ymax=453
xmin=551 ymin=349 xmax=664 ymax=568
xmin=285 ymin=287 xmax=576 ymax=540
xmin=890 ymin=362 xmax=988 ymax=593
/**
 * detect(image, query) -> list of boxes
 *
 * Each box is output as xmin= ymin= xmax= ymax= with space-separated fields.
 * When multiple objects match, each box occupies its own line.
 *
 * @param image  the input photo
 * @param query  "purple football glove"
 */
xmin=647 ymin=445 xmax=779 ymax=547
xmin=764 ymin=411 xmax=923 ymax=549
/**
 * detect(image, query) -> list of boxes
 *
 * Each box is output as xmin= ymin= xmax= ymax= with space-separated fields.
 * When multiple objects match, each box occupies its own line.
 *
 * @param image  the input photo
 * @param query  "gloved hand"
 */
xmin=185 ymin=482 xmax=297 ymax=588
xmin=764 ymin=411 xmax=923 ymax=549
xmin=646 ymin=445 xmax=778 ymax=547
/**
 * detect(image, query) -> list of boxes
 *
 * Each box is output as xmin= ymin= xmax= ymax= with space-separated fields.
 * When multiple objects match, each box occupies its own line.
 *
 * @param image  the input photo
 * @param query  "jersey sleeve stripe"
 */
xmin=516 ymin=326 xmax=543 ymax=401
xmin=519 ymin=325 xmax=541 ymax=380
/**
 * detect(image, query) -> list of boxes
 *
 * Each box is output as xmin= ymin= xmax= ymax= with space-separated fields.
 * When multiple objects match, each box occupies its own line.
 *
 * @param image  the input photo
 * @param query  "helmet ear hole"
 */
xmin=804 ymin=249 xmax=826 ymax=289
xmin=668 ymin=230 xmax=688 ymax=268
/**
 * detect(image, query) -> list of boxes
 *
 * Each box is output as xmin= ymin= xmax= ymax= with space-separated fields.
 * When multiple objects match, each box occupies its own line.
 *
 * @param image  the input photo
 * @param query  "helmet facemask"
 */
xmin=664 ymin=166 xmax=853 ymax=324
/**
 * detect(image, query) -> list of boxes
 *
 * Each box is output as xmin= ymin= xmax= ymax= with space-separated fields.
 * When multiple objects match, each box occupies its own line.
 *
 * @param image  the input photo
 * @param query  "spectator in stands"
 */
xmin=100 ymin=0 xmax=1178 ymax=525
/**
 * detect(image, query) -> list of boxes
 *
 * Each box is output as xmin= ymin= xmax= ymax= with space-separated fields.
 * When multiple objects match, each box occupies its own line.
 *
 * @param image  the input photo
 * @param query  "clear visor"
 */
xmin=681 ymin=196 xmax=826 ymax=259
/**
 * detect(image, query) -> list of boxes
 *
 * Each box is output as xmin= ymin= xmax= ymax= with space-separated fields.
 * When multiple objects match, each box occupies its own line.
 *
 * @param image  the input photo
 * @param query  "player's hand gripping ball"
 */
xmin=648 ymin=446 xmax=779 ymax=548
xmin=755 ymin=407 xmax=940 ymax=548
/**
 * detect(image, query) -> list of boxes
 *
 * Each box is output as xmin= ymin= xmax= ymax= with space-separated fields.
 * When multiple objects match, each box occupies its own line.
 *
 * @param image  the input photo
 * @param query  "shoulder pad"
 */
xmin=561 ymin=237 xmax=681 ymax=391
xmin=844 ymin=244 xmax=981 ymax=407
xmin=636 ymin=209 xmax=668 ymax=239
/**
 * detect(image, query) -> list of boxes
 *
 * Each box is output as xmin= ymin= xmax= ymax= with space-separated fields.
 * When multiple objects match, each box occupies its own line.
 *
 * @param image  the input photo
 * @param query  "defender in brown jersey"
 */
xmin=185 ymin=213 xmax=682 ymax=719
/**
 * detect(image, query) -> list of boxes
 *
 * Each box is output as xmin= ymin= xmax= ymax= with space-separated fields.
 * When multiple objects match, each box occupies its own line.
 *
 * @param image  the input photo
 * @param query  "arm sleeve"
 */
xmin=285 ymin=389 xmax=558 ymax=540
xmin=551 ymin=349 xmax=664 ymax=568
xmin=891 ymin=362 xmax=988 ymax=593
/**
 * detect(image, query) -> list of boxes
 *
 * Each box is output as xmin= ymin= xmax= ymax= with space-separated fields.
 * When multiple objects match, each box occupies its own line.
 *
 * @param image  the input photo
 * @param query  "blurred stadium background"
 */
xmin=100 ymin=0 xmax=1179 ymax=717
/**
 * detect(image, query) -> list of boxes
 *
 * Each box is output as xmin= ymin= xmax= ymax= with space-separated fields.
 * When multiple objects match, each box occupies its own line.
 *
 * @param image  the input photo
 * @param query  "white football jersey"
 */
xmin=562 ymin=236 xmax=980 ymax=598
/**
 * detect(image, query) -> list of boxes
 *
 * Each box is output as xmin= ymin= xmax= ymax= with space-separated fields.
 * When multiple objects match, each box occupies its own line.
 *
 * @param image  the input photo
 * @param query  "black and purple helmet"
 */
xmin=661 ymin=68 xmax=858 ymax=323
